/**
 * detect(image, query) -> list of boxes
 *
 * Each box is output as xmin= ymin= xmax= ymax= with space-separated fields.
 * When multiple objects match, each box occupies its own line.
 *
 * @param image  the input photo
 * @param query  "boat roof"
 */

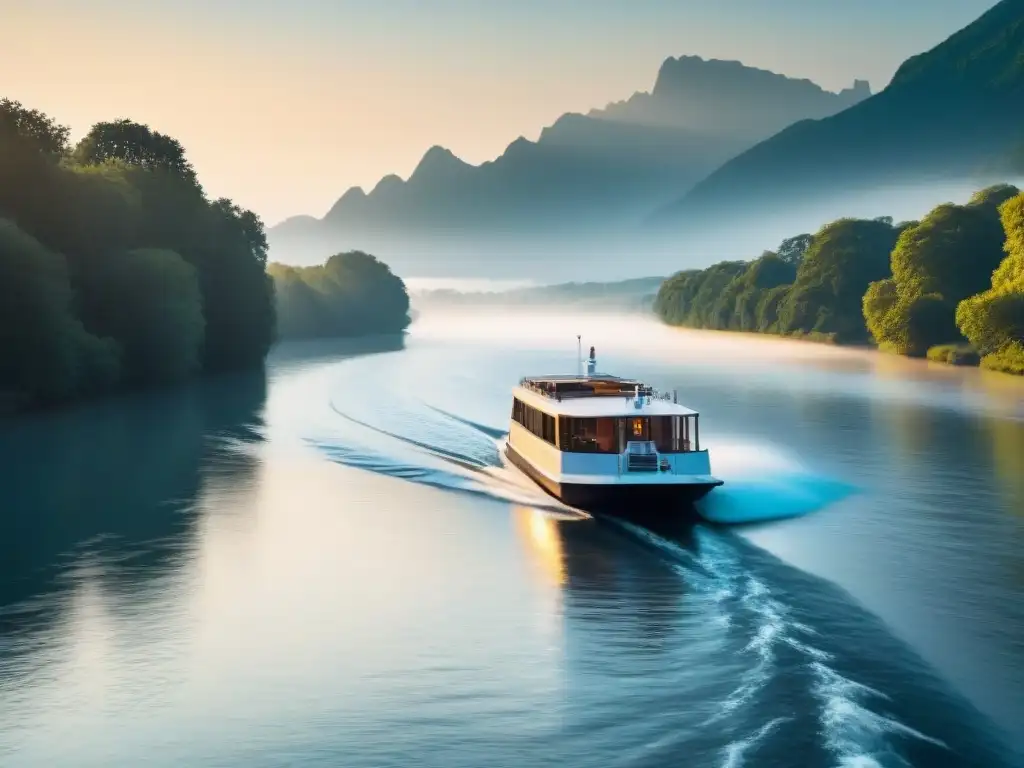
xmin=515 ymin=375 xmax=697 ymax=417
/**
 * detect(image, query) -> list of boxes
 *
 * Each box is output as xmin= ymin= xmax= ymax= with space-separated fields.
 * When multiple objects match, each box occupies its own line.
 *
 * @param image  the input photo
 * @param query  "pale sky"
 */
xmin=3 ymin=0 xmax=997 ymax=224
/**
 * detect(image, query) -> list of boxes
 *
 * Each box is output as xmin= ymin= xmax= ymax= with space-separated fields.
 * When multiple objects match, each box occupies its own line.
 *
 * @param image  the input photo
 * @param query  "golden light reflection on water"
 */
xmin=870 ymin=348 xmax=1024 ymax=419
xmin=986 ymin=416 xmax=1024 ymax=513
xmin=512 ymin=505 xmax=569 ymax=586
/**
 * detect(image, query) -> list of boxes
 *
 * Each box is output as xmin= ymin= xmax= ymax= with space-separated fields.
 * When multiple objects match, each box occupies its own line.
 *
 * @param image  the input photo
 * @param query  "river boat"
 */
xmin=504 ymin=342 xmax=723 ymax=513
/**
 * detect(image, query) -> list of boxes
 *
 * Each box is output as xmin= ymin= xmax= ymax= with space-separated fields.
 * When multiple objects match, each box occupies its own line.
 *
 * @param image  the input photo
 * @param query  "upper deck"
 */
xmin=516 ymin=374 xmax=697 ymax=418
xmin=521 ymin=374 xmax=645 ymax=398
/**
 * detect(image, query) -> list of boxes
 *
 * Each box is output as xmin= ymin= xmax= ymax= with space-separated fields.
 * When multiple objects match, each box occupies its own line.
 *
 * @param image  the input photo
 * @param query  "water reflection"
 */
xmin=986 ymin=415 xmax=1024 ymax=511
xmin=0 ymin=373 xmax=267 ymax=654
xmin=512 ymin=506 xmax=569 ymax=586
xmin=266 ymin=334 xmax=406 ymax=377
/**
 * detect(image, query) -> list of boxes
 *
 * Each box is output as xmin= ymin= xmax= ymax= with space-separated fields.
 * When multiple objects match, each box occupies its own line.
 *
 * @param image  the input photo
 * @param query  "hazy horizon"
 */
xmin=4 ymin=0 xmax=998 ymax=224
xmin=272 ymin=174 xmax=1024 ymax=282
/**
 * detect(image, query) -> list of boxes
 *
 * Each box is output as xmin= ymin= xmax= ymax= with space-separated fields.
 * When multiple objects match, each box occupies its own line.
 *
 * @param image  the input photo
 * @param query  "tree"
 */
xmin=891 ymin=201 xmax=1010 ymax=300
xmin=654 ymin=269 xmax=707 ymax=326
xmin=776 ymin=233 xmax=813 ymax=266
xmin=0 ymin=98 xmax=70 ymax=155
xmin=72 ymin=119 xmax=196 ymax=182
xmin=956 ymin=290 xmax=1024 ymax=355
xmin=865 ymin=187 xmax=1019 ymax=355
xmin=86 ymin=248 xmax=205 ymax=384
xmin=777 ymin=217 xmax=899 ymax=342
xmin=991 ymin=193 xmax=1024 ymax=290
xmin=968 ymin=183 xmax=1020 ymax=212
xmin=756 ymin=285 xmax=790 ymax=332
xmin=269 ymin=251 xmax=410 ymax=340
xmin=209 ymin=198 xmax=268 ymax=266
xmin=195 ymin=198 xmax=275 ymax=369
xmin=0 ymin=219 xmax=119 ymax=402
xmin=863 ymin=278 xmax=901 ymax=350
xmin=955 ymin=192 xmax=1024 ymax=367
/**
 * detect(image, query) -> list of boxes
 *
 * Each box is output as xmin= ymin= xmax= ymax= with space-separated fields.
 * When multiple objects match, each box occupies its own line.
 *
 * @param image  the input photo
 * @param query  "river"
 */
xmin=1 ymin=311 xmax=1022 ymax=768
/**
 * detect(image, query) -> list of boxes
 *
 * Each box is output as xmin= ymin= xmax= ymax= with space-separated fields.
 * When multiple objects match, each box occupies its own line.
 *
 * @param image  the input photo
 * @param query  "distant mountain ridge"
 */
xmin=653 ymin=0 xmax=1024 ymax=244
xmin=595 ymin=55 xmax=871 ymax=139
xmin=269 ymin=56 xmax=870 ymax=273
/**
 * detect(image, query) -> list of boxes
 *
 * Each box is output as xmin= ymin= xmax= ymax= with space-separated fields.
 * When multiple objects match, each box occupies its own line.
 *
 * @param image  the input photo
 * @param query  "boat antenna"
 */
xmin=576 ymin=335 xmax=582 ymax=377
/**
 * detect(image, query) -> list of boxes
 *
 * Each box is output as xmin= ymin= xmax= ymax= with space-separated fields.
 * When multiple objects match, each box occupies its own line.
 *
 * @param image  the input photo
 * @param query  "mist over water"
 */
xmin=1 ymin=310 xmax=1022 ymax=767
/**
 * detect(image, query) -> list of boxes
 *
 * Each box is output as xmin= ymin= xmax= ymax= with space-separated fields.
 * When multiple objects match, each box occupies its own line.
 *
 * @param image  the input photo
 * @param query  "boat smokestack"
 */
xmin=586 ymin=346 xmax=596 ymax=376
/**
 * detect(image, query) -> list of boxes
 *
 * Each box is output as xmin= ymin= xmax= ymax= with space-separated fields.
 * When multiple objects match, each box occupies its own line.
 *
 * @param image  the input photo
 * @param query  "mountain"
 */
xmin=269 ymin=57 xmax=869 ymax=275
xmin=653 ymin=0 xmax=1024 ymax=250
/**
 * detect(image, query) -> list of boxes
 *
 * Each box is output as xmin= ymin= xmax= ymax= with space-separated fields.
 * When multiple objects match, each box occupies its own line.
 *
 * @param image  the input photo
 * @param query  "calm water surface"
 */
xmin=1 ymin=312 xmax=1022 ymax=768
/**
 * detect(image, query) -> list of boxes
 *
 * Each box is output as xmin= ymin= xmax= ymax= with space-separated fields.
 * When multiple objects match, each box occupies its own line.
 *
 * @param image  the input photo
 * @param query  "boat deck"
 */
xmin=521 ymin=374 xmax=653 ymax=400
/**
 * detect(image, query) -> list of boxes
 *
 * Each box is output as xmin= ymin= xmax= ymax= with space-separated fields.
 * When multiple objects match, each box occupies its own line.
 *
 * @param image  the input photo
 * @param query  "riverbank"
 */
xmin=654 ymin=184 xmax=1024 ymax=377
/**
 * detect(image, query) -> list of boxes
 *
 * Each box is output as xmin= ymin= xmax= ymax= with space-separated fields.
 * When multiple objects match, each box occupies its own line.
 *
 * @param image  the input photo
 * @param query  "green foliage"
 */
xmin=72 ymin=119 xmax=196 ymax=182
xmin=926 ymin=344 xmax=980 ymax=367
xmin=755 ymin=284 xmax=790 ymax=332
xmin=270 ymin=251 xmax=411 ymax=340
xmin=862 ymin=186 xmax=1019 ymax=357
xmin=0 ymin=99 xmax=288 ymax=408
xmin=654 ymin=261 xmax=745 ymax=330
xmin=777 ymin=217 xmax=898 ymax=342
xmin=967 ymin=183 xmax=1020 ymax=212
xmin=863 ymin=278 xmax=901 ymax=351
xmin=890 ymin=202 xmax=1009 ymax=299
xmin=0 ymin=220 xmax=120 ymax=403
xmin=86 ymin=249 xmax=205 ymax=384
xmin=193 ymin=198 xmax=275 ymax=370
xmin=654 ymin=252 xmax=797 ymax=334
xmin=953 ymin=192 xmax=1024 ymax=374
xmin=979 ymin=342 xmax=1024 ymax=374
xmin=0 ymin=99 xmax=70 ymax=155
xmin=992 ymin=193 xmax=1024 ymax=290
xmin=775 ymin=233 xmax=813 ymax=266
xmin=903 ymin=293 xmax=959 ymax=356
xmin=956 ymin=289 xmax=1024 ymax=354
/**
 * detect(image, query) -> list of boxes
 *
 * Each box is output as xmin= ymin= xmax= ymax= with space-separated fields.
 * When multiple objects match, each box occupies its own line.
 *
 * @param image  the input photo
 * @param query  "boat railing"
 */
xmin=519 ymin=377 xmax=675 ymax=402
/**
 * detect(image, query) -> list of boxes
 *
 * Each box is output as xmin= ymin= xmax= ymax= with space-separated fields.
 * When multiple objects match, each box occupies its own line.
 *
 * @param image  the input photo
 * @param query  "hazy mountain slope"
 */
xmin=653 ymin=0 xmax=1024 ymax=236
xmin=269 ymin=56 xmax=869 ymax=273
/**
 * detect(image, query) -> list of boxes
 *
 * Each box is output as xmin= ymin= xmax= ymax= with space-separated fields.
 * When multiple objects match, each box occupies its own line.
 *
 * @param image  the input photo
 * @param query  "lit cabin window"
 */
xmin=632 ymin=418 xmax=644 ymax=437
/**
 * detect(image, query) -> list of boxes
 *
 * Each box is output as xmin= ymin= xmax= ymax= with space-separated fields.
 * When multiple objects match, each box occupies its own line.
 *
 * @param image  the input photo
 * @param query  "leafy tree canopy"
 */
xmin=0 ymin=98 xmax=70 ymax=155
xmin=72 ymin=119 xmax=196 ymax=182
xmin=269 ymin=251 xmax=411 ymax=340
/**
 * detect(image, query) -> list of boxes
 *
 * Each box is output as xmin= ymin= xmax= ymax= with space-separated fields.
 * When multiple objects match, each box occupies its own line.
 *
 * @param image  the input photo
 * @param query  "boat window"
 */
xmin=641 ymin=416 xmax=694 ymax=453
xmin=650 ymin=417 xmax=673 ymax=453
xmin=513 ymin=399 xmax=556 ymax=447
xmin=566 ymin=417 xmax=618 ymax=453
xmin=629 ymin=417 xmax=649 ymax=441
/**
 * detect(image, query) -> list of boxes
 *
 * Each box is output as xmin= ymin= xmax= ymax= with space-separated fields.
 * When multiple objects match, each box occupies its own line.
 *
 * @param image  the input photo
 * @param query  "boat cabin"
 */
xmin=512 ymin=374 xmax=700 ymax=455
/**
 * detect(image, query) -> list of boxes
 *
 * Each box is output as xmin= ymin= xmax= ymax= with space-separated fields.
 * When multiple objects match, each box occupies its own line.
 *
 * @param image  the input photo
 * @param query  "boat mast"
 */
xmin=577 ymin=335 xmax=582 ymax=378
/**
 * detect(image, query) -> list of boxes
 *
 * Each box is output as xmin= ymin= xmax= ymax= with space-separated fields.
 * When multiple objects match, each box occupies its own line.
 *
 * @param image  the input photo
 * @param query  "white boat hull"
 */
xmin=504 ymin=438 xmax=722 ymax=514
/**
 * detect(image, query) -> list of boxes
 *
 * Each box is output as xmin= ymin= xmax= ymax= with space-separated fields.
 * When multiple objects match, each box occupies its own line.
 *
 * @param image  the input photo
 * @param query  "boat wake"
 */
xmin=694 ymin=443 xmax=857 ymax=525
xmin=289 ymin=365 xmax=579 ymax=515
xmin=607 ymin=520 xmax=950 ymax=767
